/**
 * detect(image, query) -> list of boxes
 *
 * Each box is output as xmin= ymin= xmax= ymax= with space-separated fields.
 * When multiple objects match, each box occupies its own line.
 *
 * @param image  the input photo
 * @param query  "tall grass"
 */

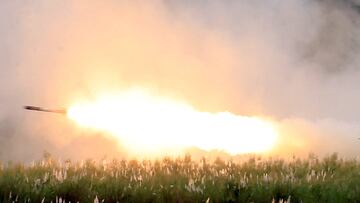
xmin=0 ymin=153 xmax=359 ymax=202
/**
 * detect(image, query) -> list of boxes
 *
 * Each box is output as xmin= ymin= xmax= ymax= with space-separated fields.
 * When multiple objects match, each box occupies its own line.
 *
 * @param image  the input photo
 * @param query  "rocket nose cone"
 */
xmin=24 ymin=106 xmax=41 ymax=111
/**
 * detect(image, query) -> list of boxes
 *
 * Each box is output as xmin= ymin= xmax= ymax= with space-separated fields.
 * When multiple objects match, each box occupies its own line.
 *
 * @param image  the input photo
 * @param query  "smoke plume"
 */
xmin=1 ymin=0 xmax=360 ymax=161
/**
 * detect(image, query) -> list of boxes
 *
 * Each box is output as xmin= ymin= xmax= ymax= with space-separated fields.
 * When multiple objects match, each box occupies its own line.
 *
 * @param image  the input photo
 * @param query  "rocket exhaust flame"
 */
xmin=66 ymin=89 xmax=279 ymax=155
xmin=24 ymin=105 xmax=67 ymax=114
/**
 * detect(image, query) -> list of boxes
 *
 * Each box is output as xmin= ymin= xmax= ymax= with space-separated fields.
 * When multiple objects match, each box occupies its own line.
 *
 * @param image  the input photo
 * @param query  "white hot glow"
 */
xmin=67 ymin=89 xmax=278 ymax=155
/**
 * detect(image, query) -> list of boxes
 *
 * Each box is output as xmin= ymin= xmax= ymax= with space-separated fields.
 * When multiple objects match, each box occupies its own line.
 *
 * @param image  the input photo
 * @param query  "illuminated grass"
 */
xmin=0 ymin=154 xmax=359 ymax=203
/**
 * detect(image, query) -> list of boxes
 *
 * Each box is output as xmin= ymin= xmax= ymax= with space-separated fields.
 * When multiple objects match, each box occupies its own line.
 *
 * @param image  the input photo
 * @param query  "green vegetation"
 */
xmin=0 ymin=153 xmax=359 ymax=203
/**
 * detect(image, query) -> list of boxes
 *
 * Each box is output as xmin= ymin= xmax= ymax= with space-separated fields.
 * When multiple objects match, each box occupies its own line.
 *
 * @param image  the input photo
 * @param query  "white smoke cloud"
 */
xmin=1 ymin=0 xmax=360 ymax=161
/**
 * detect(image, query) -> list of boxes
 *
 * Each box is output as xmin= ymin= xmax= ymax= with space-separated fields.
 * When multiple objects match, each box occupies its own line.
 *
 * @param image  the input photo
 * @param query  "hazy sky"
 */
xmin=1 ymin=0 xmax=360 ymax=161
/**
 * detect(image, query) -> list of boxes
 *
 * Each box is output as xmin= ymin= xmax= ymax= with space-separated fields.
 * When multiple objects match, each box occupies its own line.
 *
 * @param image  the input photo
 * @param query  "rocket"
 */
xmin=24 ymin=105 xmax=67 ymax=114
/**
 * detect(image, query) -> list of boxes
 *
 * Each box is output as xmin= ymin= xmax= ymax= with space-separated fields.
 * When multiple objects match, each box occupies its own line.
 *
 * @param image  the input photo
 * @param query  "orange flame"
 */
xmin=67 ymin=89 xmax=278 ymax=155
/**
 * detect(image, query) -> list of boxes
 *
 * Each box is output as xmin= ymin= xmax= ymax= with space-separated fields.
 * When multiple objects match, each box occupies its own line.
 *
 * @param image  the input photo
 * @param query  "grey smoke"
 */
xmin=1 ymin=0 xmax=360 ymax=161
xmin=301 ymin=0 xmax=360 ymax=72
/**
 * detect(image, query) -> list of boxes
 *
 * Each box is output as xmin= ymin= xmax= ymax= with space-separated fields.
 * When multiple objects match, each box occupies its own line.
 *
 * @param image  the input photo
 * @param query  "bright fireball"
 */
xmin=67 ymin=89 xmax=278 ymax=155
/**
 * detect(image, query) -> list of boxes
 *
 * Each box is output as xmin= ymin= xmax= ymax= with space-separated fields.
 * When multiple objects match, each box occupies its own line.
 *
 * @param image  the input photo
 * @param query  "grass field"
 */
xmin=0 ymin=153 xmax=359 ymax=203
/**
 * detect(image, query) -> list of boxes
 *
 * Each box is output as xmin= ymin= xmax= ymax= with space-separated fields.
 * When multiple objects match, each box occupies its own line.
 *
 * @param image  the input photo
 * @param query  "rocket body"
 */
xmin=24 ymin=106 xmax=67 ymax=114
